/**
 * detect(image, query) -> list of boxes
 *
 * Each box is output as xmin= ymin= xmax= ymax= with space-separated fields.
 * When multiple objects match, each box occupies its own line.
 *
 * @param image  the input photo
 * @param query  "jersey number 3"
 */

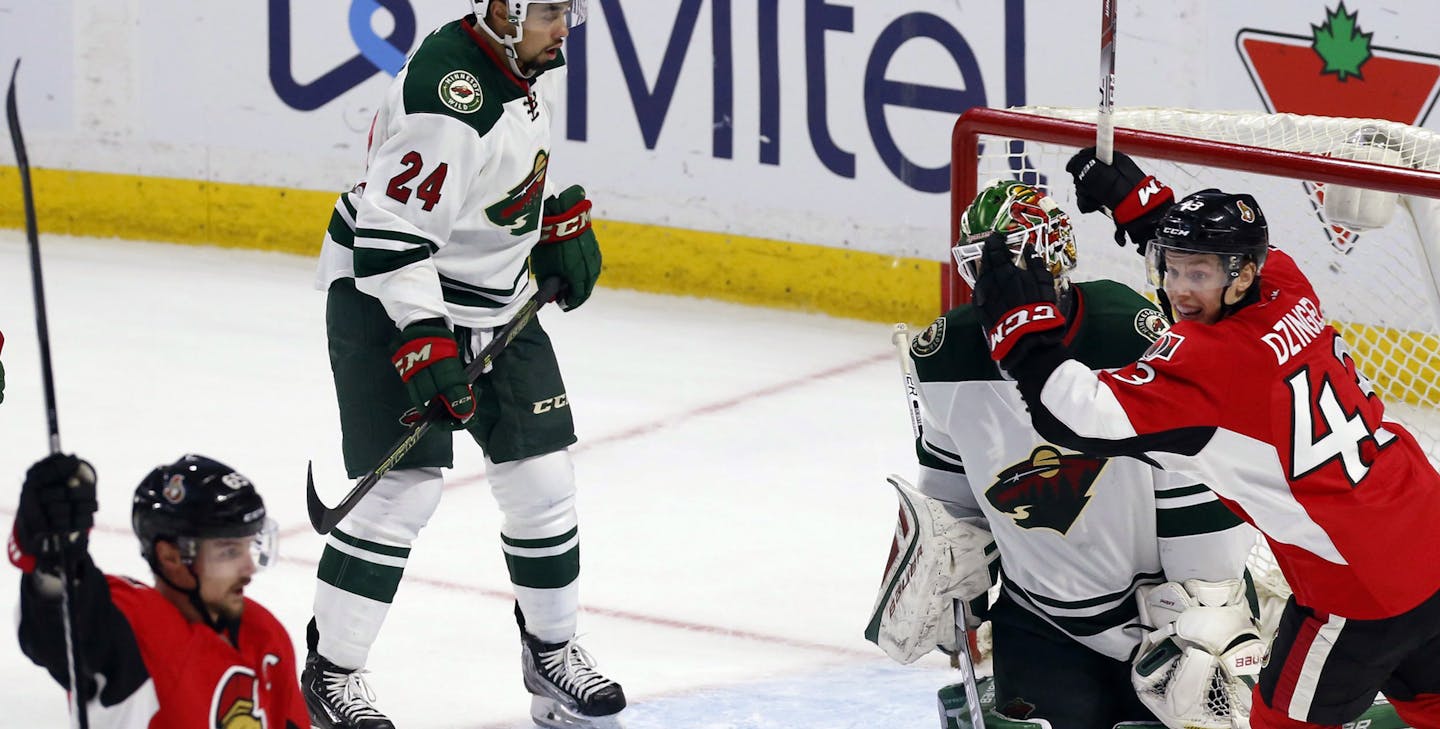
xmin=386 ymin=151 xmax=448 ymax=212
xmin=1285 ymin=336 xmax=1395 ymax=486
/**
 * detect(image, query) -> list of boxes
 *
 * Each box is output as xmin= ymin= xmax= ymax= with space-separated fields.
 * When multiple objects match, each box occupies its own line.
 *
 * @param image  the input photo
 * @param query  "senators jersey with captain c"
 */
xmin=911 ymin=280 xmax=1253 ymax=660
xmin=18 ymin=568 xmax=308 ymax=729
xmin=316 ymin=17 xmax=564 ymax=329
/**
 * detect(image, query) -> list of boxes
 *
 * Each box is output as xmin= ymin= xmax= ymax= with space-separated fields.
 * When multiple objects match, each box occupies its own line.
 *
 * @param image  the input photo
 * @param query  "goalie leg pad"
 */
xmin=865 ymin=475 xmax=996 ymax=664
xmin=1132 ymin=580 xmax=1265 ymax=729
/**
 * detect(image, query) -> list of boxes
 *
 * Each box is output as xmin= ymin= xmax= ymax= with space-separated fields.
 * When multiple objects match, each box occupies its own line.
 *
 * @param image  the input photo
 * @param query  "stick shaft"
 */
xmin=892 ymin=325 xmax=985 ymax=729
xmin=9 ymin=59 xmax=87 ymax=729
xmin=1097 ymin=0 xmax=1118 ymax=164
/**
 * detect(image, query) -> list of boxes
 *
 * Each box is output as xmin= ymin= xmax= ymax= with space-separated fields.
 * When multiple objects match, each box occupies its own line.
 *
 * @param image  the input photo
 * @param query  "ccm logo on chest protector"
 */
xmin=533 ymin=394 xmax=569 ymax=414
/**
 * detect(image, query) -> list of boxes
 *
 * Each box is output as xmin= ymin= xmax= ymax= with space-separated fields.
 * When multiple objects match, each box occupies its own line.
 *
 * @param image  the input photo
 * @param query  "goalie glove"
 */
xmin=1131 ymin=579 xmax=1266 ymax=729
xmin=1066 ymin=147 xmax=1175 ymax=252
xmin=972 ymin=232 xmax=1066 ymax=381
xmin=864 ymin=475 xmax=997 ymax=665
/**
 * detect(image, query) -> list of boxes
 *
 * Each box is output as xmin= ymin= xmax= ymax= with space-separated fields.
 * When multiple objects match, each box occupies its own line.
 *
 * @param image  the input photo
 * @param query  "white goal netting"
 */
xmin=955 ymin=106 xmax=1440 ymax=642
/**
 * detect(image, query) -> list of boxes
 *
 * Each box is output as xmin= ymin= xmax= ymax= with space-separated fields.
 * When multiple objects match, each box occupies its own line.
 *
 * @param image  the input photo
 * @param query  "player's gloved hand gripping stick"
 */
xmin=306 ymin=277 xmax=564 ymax=534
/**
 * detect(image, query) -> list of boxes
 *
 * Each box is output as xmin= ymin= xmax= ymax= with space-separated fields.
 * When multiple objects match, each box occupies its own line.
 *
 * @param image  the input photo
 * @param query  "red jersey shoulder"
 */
xmin=106 ymin=574 xmax=189 ymax=633
xmin=238 ymin=598 xmax=296 ymax=656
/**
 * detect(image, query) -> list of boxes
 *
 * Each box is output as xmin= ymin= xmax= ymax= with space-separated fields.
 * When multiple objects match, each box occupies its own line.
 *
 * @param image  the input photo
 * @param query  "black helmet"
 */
xmin=132 ymin=454 xmax=269 ymax=567
xmin=1151 ymin=189 xmax=1269 ymax=273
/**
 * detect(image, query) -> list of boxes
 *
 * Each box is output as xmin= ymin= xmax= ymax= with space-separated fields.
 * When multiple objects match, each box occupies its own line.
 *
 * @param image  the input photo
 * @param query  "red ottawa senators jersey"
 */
xmin=103 ymin=575 xmax=309 ymax=729
xmin=1036 ymin=248 xmax=1440 ymax=620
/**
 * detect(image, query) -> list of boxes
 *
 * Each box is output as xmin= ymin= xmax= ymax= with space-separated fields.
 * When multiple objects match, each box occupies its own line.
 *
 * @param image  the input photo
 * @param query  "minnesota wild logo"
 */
xmin=486 ymin=151 xmax=549 ymax=236
xmin=986 ymin=446 xmax=1107 ymax=535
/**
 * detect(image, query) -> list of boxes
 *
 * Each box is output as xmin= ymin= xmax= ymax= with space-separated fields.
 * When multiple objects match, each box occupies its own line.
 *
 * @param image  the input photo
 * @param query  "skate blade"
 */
xmin=530 ymin=695 xmax=625 ymax=729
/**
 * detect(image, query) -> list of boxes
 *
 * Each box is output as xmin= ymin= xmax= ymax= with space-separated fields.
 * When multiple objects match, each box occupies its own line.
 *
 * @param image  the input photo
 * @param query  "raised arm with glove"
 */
xmin=1067 ymin=147 xmax=1175 ymax=251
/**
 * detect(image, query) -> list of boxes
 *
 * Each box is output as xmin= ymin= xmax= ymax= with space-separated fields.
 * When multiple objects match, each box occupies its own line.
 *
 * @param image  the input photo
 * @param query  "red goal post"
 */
xmin=947 ymin=106 xmax=1440 ymax=637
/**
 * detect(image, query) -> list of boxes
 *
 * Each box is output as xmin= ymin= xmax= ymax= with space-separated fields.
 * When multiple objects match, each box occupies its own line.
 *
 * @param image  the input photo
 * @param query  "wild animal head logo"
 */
xmin=985 ymin=446 xmax=1107 ymax=534
xmin=485 ymin=150 xmax=549 ymax=236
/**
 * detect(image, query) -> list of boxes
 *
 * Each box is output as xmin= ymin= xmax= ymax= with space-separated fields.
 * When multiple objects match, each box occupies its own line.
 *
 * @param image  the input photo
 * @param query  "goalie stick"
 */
xmin=306 ymin=276 xmax=563 ymax=534
xmin=890 ymin=324 xmax=986 ymax=729
xmin=8 ymin=59 xmax=89 ymax=729
xmin=1096 ymin=0 xmax=1118 ymax=164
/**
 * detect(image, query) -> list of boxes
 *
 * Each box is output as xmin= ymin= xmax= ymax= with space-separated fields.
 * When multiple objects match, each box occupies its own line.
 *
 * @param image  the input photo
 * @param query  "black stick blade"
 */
xmin=306 ymin=462 xmax=341 ymax=534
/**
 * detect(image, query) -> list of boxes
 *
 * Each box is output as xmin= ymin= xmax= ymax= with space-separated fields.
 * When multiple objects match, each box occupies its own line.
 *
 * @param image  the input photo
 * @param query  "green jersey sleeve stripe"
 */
xmin=355 ymin=245 xmax=433 ymax=277
xmin=355 ymin=227 xmax=440 ymax=252
xmin=327 ymin=208 xmax=356 ymax=249
xmin=1156 ymin=483 xmax=1215 ymax=499
xmin=1157 ymin=500 xmax=1246 ymax=537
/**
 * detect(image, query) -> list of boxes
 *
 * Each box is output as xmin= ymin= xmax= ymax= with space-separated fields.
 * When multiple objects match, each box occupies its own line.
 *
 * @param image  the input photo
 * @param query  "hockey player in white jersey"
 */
xmin=304 ymin=2 xmax=623 ymax=728
xmin=866 ymin=180 xmax=1264 ymax=729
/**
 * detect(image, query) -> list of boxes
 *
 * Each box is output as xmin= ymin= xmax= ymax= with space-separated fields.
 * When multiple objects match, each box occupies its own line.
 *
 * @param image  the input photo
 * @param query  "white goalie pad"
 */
xmin=865 ymin=475 xmax=997 ymax=665
xmin=1131 ymin=580 xmax=1267 ymax=729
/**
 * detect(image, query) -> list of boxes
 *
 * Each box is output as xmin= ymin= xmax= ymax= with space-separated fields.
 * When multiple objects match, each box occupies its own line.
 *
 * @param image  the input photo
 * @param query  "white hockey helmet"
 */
xmin=473 ymin=1 xmax=589 ymax=78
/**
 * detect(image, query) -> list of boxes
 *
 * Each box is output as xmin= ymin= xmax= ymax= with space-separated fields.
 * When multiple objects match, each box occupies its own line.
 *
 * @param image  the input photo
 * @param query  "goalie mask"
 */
xmin=954 ymin=180 xmax=1078 ymax=293
xmin=474 ymin=0 xmax=589 ymax=78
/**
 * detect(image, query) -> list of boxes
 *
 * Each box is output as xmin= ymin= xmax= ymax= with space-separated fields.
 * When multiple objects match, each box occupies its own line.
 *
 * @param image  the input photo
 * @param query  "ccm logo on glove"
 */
xmin=393 ymin=337 xmax=459 ymax=381
xmin=987 ymin=303 xmax=1063 ymax=362
xmin=541 ymin=201 xmax=592 ymax=241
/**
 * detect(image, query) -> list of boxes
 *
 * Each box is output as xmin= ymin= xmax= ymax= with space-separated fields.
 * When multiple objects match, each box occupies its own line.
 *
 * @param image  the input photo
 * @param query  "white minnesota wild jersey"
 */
xmin=316 ymin=18 xmax=565 ymax=329
xmin=909 ymin=280 xmax=1255 ymax=660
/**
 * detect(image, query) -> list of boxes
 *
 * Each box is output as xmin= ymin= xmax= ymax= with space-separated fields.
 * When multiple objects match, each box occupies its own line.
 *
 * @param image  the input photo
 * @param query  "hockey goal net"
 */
xmin=950 ymin=106 xmax=1440 ymax=640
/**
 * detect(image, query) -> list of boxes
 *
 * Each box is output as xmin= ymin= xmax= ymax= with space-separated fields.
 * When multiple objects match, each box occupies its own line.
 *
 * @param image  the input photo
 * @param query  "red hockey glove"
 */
xmin=533 ymin=185 xmax=602 ymax=311
xmin=972 ymin=232 xmax=1066 ymax=378
xmin=1066 ymin=147 xmax=1174 ymax=252
xmin=391 ymin=321 xmax=476 ymax=428
xmin=9 ymin=453 xmax=97 ymax=575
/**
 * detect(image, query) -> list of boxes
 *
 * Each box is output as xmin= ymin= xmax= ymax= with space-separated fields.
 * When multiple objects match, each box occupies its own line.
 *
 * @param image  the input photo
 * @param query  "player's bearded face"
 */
xmin=1161 ymin=251 xmax=1228 ymax=324
xmin=516 ymin=3 xmax=569 ymax=69
xmin=194 ymin=537 xmax=258 ymax=621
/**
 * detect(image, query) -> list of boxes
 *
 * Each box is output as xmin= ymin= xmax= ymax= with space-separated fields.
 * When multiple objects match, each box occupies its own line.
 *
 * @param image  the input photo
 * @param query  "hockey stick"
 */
xmin=8 ymin=59 xmax=89 ymax=729
xmin=890 ymin=325 xmax=986 ymax=729
xmin=306 ymin=276 xmax=564 ymax=534
xmin=1096 ymin=0 xmax=1118 ymax=164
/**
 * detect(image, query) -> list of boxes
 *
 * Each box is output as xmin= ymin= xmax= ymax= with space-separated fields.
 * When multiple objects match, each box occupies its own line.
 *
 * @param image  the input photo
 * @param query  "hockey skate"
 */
xmin=519 ymin=621 xmax=627 ymax=728
xmin=302 ymin=652 xmax=397 ymax=729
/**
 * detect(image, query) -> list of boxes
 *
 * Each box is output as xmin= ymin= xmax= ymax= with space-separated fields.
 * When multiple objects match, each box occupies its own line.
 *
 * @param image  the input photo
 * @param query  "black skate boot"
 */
xmin=302 ymin=652 xmax=397 ymax=729
xmin=518 ymin=606 xmax=627 ymax=728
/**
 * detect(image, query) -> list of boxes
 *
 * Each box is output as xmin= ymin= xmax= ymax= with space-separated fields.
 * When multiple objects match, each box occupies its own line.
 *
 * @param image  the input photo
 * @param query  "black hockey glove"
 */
xmin=532 ymin=185 xmax=602 ymax=311
xmin=392 ymin=322 xmax=476 ymax=429
xmin=972 ymin=232 xmax=1067 ymax=383
xmin=1066 ymin=147 xmax=1174 ymax=253
xmin=9 ymin=453 xmax=97 ymax=575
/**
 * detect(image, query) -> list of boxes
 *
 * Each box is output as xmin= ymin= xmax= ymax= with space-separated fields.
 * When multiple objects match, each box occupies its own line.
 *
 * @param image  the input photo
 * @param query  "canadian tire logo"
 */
xmin=1237 ymin=3 xmax=1440 ymax=124
xmin=1236 ymin=2 xmax=1440 ymax=252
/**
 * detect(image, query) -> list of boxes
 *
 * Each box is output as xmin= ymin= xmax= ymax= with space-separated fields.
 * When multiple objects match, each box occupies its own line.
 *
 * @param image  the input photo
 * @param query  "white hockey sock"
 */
xmin=489 ymin=451 xmax=582 ymax=643
xmin=312 ymin=467 xmax=442 ymax=668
